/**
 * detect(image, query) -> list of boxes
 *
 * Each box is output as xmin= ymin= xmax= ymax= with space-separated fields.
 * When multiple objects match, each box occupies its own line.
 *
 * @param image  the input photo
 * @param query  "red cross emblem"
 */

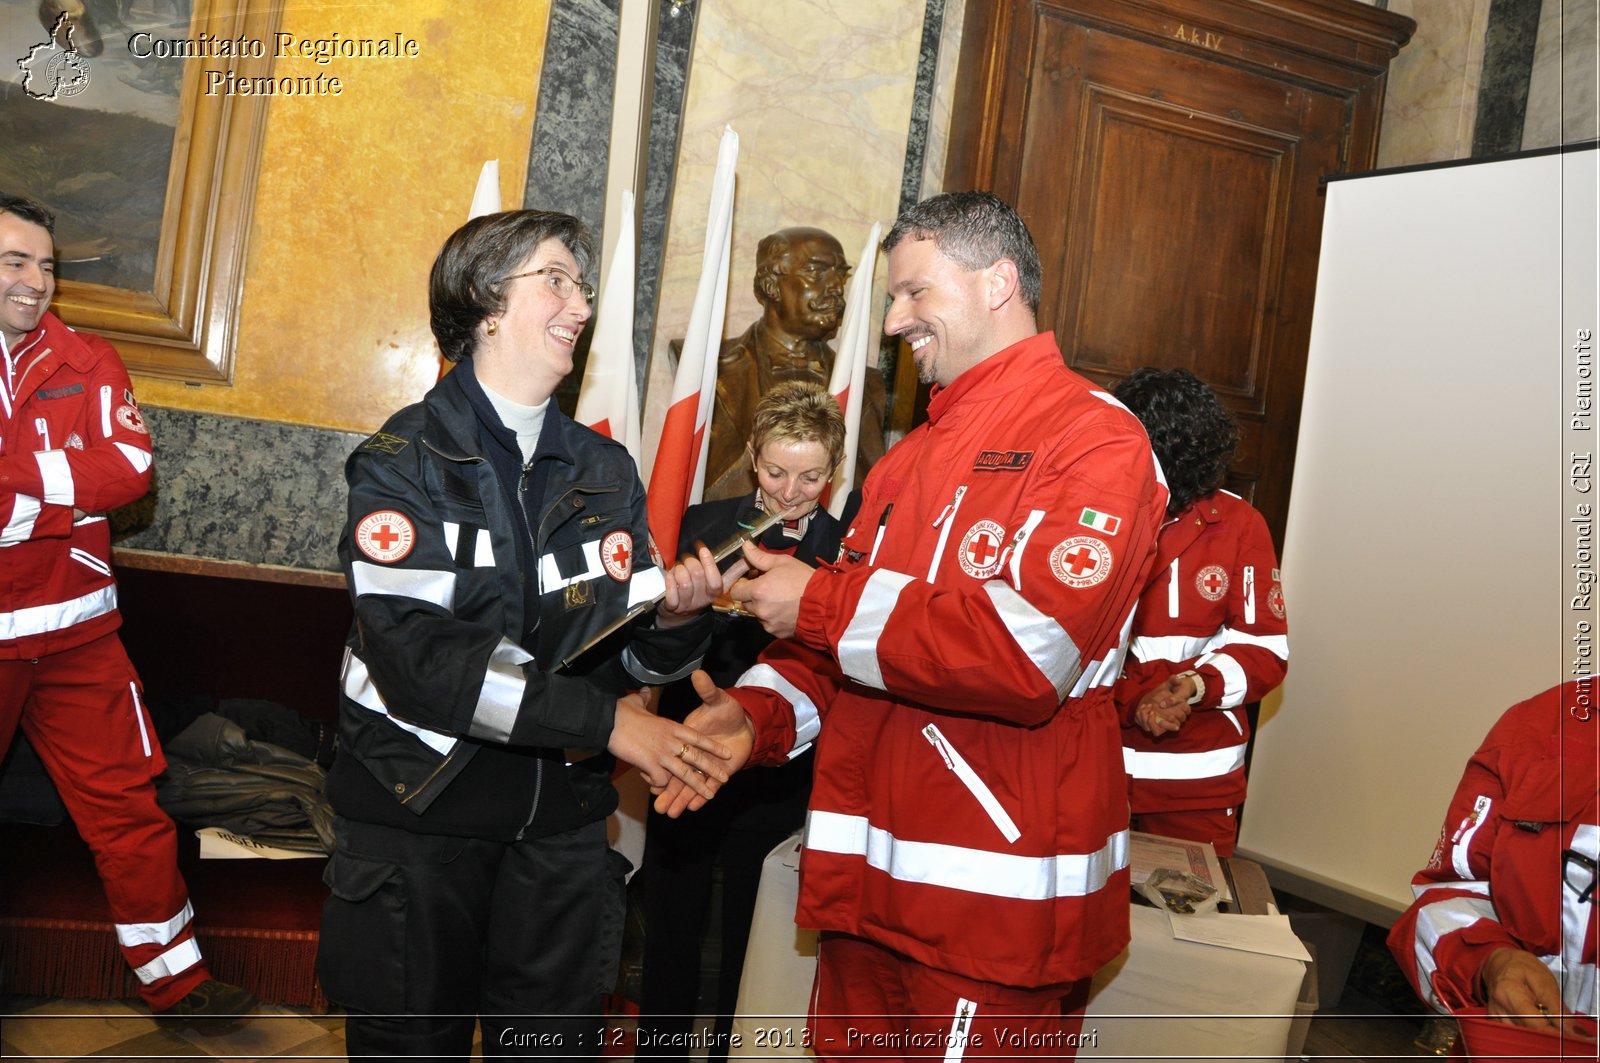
xmin=355 ymin=510 xmax=415 ymax=563
xmin=1050 ymin=536 xmax=1112 ymax=588
xmin=1196 ymin=564 xmax=1229 ymax=601
xmin=958 ymin=520 xmax=1007 ymax=579
xmin=601 ymin=530 xmax=634 ymax=582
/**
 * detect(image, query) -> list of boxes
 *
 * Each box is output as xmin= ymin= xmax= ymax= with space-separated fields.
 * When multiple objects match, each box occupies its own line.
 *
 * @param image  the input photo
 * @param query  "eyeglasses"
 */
xmin=1563 ymin=847 xmax=1597 ymax=904
xmin=501 ymin=265 xmax=595 ymax=305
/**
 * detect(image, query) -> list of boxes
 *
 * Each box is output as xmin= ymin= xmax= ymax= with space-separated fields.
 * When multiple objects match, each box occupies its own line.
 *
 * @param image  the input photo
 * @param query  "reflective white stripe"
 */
xmin=131 ymin=683 xmax=152 ymax=757
xmin=467 ymin=637 xmax=533 ymax=743
xmin=132 ymin=936 xmax=203 ymax=986
xmin=738 ymin=663 xmax=821 ymax=757
xmin=926 ymin=486 xmax=967 ymax=582
xmin=1213 ymin=629 xmax=1289 ymax=657
xmin=1 ymin=494 xmax=40 ymax=544
xmin=99 ymin=385 xmax=113 ymax=437
xmin=115 ymin=901 xmax=193 ymax=947
xmin=946 ymin=998 xmax=978 ymax=1063
xmin=1167 ymin=558 xmax=1180 ymax=618
xmin=1198 ymin=650 xmax=1249 ymax=707
xmin=115 ymin=441 xmax=153 ymax=474
xmin=983 ymin=580 xmax=1079 ymax=699
xmin=441 ymin=521 xmax=496 ymax=567
xmin=1454 ymin=795 xmax=1492 ymax=879
xmin=622 ymin=641 xmax=701 ymax=685
xmin=1123 ymin=742 xmax=1247 ymax=780
xmin=628 ymin=565 xmax=666 ymax=608
xmin=923 ymin=723 xmax=1021 ymax=843
xmin=1562 ymin=825 xmax=1599 ymax=1015
xmin=0 ymin=585 xmax=117 ymax=640
xmin=69 ymin=546 xmax=112 ymax=577
xmin=35 ymin=450 xmax=73 ymax=505
xmin=350 ymin=560 xmax=457 ymax=611
xmin=838 ymin=569 xmax=913 ymax=691
xmin=1409 ymin=888 xmax=1496 ymax=1011
xmin=1069 ymin=606 xmax=1137 ymax=699
xmin=1131 ymin=632 xmax=1215 ymax=664
xmin=1242 ymin=565 xmax=1256 ymax=625
xmin=539 ymin=540 xmax=604 ymax=592
xmin=341 ymin=649 xmax=458 ymax=755
xmin=1005 ymin=509 xmax=1046 ymax=592
xmin=804 ymin=809 xmax=1127 ymax=901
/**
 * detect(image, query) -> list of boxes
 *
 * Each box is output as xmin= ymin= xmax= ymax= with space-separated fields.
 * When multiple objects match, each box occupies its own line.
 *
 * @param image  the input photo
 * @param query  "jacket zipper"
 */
xmin=921 ymin=722 xmax=1021 ymax=843
xmin=517 ymin=460 xmax=547 ymax=840
xmin=926 ymin=485 xmax=968 ymax=582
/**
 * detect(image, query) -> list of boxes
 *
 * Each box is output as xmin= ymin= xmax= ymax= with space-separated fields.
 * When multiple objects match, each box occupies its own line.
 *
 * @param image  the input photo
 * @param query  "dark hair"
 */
xmin=1114 ymin=367 xmax=1238 ymax=517
xmin=0 ymin=194 xmax=57 ymax=236
xmin=881 ymin=191 xmax=1041 ymax=312
xmin=429 ymin=209 xmax=594 ymax=362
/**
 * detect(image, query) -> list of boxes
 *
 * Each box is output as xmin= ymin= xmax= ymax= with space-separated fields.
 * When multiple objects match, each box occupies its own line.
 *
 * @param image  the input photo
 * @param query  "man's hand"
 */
xmin=1480 ymin=947 xmax=1592 ymax=1036
xmin=652 ymin=670 xmax=755 ymax=817
xmin=725 ymin=540 xmax=814 ymax=639
xmin=607 ymin=689 xmax=733 ymax=803
xmin=658 ymin=543 xmax=748 ymax=626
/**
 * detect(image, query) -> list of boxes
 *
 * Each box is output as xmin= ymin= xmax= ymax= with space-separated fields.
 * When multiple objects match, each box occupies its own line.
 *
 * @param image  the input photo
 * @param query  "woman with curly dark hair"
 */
xmin=1111 ymin=368 xmax=1289 ymax=857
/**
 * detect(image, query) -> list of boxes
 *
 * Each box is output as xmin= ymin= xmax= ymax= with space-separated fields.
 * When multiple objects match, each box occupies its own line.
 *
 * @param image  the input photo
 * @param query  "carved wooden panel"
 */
xmin=946 ymin=0 xmax=1413 ymax=539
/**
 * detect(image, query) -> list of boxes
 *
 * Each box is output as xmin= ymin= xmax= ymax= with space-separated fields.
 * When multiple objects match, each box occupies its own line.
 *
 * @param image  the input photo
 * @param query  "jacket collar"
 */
xmin=6 ymin=312 xmax=96 ymax=397
xmin=924 ymin=331 xmax=1062 ymax=425
xmin=430 ymin=360 xmax=576 ymax=469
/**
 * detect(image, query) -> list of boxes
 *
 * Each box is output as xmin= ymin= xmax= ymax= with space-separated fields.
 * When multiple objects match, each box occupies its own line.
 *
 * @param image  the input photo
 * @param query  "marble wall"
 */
xmin=1523 ymin=0 xmax=1600 ymax=149
xmin=640 ymin=0 xmax=929 ymax=453
xmin=1376 ymin=0 xmax=1493 ymax=168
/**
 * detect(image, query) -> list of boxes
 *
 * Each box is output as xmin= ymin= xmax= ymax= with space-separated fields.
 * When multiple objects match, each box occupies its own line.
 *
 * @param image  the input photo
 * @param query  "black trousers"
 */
xmin=318 ymin=816 xmax=624 ymax=1061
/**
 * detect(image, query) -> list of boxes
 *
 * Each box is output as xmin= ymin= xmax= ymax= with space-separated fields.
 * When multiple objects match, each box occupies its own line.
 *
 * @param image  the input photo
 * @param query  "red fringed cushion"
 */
xmin=0 ymin=823 xmax=329 ymax=1007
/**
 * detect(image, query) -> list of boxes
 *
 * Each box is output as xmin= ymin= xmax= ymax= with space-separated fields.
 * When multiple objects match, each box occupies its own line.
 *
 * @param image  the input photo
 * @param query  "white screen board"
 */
xmin=1236 ymin=146 xmax=1599 ymax=920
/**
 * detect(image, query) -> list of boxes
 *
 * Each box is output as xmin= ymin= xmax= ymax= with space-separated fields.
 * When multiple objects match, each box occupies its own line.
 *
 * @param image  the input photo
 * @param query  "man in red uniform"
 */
xmin=661 ymin=191 xmax=1167 ymax=1059
xmin=1112 ymin=368 xmax=1289 ymax=857
xmin=0 ymin=194 xmax=255 ymax=1025
xmin=1388 ymin=681 xmax=1597 ymax=1038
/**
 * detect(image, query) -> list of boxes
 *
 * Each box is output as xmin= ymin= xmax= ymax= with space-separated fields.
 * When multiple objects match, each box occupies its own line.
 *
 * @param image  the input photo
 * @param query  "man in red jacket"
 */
xmin=0 ymin=194 xmax=255 ymax=1026
xmin=661 ymin=191 xmax=1167 ymax=1059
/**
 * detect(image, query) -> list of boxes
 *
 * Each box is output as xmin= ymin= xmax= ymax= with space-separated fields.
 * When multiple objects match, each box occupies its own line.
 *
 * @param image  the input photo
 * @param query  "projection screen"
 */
xmin=1235 ymin=144 xmax=1599 ymax=921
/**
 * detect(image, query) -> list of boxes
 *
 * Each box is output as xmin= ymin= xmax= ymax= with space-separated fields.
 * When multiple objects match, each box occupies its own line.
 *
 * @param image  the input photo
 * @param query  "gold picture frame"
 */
xmin=47 ymin=0 xmax=283 ymax=384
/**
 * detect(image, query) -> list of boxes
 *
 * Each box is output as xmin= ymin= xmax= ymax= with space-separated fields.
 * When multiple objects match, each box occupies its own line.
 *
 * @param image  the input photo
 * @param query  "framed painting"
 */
xmin=1 ymin=0 xmax=282 ymax=383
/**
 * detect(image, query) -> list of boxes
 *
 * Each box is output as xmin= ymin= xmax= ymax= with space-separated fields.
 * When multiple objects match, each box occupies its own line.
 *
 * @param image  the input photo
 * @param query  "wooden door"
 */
xmin=946 ymin=0 xmax=1413 ymax=543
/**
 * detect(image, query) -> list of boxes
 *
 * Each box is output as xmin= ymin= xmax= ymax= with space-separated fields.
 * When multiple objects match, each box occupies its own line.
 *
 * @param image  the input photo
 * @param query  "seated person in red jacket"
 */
xmin=637 ymin=380 xmax=847 ymax=1062
xmin=1112 ymin=367 xmax=1288 ymax=858
xmin=1387 ymin=681 xmax=1597 ymax=1040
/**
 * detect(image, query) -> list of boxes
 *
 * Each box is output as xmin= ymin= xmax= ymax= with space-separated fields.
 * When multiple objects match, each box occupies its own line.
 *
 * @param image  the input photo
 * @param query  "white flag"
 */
xmin=575 ymin=190 xmax=643 ymax=465
xmin=827 ymin=222 xmax=883 ymax=514
xmin=468 ymin=160 xmax=501 ymax=219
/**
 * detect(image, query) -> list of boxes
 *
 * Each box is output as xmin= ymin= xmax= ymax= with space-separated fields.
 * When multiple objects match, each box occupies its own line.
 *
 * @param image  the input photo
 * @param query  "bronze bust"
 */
xmin=702 ymin=226 xmax=885 ymax=500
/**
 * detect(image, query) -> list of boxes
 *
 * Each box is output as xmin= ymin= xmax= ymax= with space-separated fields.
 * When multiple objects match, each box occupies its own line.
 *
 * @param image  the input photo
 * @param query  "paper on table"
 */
xmin=1167 ymin=911 xmax=1313 ymax=962
xmin=197 ymin=827 xmax=323 ymax=860
xmin=1129 ymin=830 xmax=1233 ymax=903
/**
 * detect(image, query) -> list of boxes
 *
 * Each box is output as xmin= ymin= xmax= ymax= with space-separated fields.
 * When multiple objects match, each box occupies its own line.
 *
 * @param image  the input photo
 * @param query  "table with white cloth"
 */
xmin=730 ymin=833 xmax=1310 ymax=1062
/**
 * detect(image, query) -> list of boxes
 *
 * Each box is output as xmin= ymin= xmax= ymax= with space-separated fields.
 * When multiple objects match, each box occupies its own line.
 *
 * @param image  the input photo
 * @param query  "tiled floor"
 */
xmin=0 ymin=996 xmax=350 ymax=1061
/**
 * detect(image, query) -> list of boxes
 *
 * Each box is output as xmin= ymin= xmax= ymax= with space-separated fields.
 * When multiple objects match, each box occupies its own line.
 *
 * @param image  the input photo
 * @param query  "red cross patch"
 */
xmin=1196 ymin=564 xmax=1229 ymax=601
xmin=115 ymin=404 xmax=148 ymax=435
xmin=601 ymin=530 xmax=634 ymax=582
xmin=1049 ymin=535 xmax=1112 ymax=588
xmin=958 ymin=520 xmax=1007 ymax=579
xmin=1267 ymin=583 xmax=1286 ymax=619
xmin=355 ymin=510 xmax=416 ymax=563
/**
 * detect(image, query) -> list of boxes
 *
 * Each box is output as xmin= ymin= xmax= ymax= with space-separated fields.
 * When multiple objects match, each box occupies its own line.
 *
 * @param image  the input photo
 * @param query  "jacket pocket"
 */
xmin=921 ymin=722 xmax=1021 ymax=843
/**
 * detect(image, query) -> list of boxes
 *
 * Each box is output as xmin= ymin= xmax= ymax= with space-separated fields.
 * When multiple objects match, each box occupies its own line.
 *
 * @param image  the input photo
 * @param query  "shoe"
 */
xmin=158 ymin=979 xmax=261 ymax=1034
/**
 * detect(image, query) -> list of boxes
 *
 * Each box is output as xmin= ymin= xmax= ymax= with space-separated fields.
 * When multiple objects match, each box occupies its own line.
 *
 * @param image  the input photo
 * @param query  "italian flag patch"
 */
xmin=1078 ymin=507 xmax=1122 ymax=535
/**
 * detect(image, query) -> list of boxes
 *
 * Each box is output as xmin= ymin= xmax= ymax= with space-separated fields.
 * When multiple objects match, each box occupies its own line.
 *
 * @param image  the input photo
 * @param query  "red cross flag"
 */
xmin=575 ymin=189 xmax=643 ymax=466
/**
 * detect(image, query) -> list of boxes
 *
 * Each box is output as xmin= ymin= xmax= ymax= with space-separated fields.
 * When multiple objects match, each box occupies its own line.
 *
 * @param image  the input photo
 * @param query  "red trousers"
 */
xmin=0 ymin=634 xmax=210 ymax=1010
xmin=809 ymin=932 xmax=1093 ymax=1061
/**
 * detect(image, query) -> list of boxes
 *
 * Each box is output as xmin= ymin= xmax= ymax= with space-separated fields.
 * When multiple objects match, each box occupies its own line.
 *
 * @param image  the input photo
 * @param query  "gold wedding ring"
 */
xmin=677 ymin=743 xmax=691 ymax=759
